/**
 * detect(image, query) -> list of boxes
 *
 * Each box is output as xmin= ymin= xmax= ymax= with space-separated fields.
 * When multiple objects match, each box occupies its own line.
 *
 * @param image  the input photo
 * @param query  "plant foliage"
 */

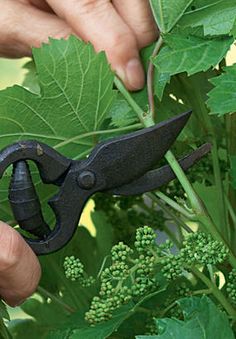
xmin=0 ymin=0 xmax=236 ymax=338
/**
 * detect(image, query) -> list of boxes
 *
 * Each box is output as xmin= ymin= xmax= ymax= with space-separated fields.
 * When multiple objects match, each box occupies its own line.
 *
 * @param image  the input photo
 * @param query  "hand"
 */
xmin=0 ymin=0 xmax=158 ymax=90
xmin=0 ymin=221 xmax=41 ymax=306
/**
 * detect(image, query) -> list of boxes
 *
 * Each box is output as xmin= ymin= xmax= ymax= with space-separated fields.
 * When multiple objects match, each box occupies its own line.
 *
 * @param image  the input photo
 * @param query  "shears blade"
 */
xmin=85 ymin=111 xmax=192 ymax=190
xmin=108 ymin=143 xmax=211 ymax=196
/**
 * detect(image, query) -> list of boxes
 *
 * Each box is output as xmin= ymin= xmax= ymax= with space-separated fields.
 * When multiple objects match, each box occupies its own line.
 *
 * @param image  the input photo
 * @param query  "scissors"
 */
xmin=0 ymin=111 xmax=210 ymax=255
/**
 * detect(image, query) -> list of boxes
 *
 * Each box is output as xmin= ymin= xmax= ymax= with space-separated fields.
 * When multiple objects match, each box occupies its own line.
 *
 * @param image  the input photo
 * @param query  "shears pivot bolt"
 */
xmin=77 ymin=170 xmax=96 ymax=190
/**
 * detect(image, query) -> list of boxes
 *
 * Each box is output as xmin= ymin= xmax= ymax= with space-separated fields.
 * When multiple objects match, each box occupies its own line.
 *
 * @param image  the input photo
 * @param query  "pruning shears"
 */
xmin=0 ymin=111 xmax=211 ymax=255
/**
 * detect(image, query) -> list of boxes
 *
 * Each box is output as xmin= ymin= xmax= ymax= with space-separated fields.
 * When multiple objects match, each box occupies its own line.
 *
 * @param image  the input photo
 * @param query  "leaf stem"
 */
xmin=114 ymin=77 xmax=154 ymax=127
xmin=55 ymin=123 xmax=142 ymax=149
xmin=191 ymin=267 xmax=236 ymax=318
xmin=148 ymin=191 xmax=194 ymax=219
xmin=147 ymin=192 xmax=193 ymax=233
xmin=147 ymin=36 xmax=163 ymax=119
xmin=37 ymin=286 xmax=75 ymax=313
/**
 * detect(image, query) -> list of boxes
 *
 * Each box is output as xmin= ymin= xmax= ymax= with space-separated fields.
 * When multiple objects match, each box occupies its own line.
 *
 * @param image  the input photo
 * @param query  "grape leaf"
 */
xmin=154 ymin=34 xmax=232 ymax=75
xmin=153 ymin=33 xmax=233 ymax=98
xmin=71 ymin=288 xmax=167 ymax=339
xmin=207 ymin=64 xmax=236 ymax=115
xmin=0 ymin=36 xmax=116 ymax=157
xmin=70 ymin=304 xmax=132 ymax=339
xmin=108 ymin=96 xmax=138 ymax=127
xmin=231 ymin=19 xmax=236 ymax=38
xmin=179 ymin=0 xmax=236 ymax=36
xmin=149 ymin=0 xmax=194 ymax=33
xmin=136 ymin=296 xmax=234 ymax=339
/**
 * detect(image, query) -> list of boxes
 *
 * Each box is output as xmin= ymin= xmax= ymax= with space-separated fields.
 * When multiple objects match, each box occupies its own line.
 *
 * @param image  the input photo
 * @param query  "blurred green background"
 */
xmin=0 ymin=58 xmax=28 ymax=90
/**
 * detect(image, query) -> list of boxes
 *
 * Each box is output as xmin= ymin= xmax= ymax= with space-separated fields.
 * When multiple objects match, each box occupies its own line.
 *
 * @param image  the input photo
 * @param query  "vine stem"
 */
xmin=147 ymin=36 xmax=163 ymax=119
xmin=191 ymin=267 xmax=236 ymax=319
xmin=114 ymin=62 xmax=236 ymax=270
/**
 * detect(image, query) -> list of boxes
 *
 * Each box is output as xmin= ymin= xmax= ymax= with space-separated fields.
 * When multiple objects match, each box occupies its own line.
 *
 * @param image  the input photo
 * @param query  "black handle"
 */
xmin=24 ymin=163 xmax=93 ymax=255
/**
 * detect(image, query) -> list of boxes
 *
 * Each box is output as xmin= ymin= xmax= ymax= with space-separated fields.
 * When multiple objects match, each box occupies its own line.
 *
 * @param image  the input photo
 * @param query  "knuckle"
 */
xmin=76 ymin=0 xmax=108 ymax=15
xmin=109 ymin=31 xmax=136 ymax=51
xmin=137 ymin=26 xmax=158 ymax=48
xmin=33 ymin=27 xmax=72 ymax=49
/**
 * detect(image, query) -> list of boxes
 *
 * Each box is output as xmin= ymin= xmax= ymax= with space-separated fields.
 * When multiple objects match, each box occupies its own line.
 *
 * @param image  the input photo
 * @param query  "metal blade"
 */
xmin=108 ymin=143 xmax=211 ymax=196
xmin=82 ymin=111 xmax=192 ymax=190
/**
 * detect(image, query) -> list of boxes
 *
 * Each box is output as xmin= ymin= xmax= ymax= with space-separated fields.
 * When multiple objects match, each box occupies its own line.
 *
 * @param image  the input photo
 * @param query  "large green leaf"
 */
xmin=149 ymin=0 xmax=194 ymax=33
xmin=136 ymin=296 xmax=234 ymax=339
xmin=153 ymin=33 xmax=233 ymax=98
xmin=179 ymin=0 xmax=236 ymax=36
xmin=0 ymin=36 xmax=116 ymax=157
xmin=108 ymin=95 xmax=138 ymax=128
xmin=207 ymin=64 xmax=236 ymax=115
xmin=70 ymin=304 xmax=132 ymax=339
xmin=154 ymin=34 xmax=232 ymax=75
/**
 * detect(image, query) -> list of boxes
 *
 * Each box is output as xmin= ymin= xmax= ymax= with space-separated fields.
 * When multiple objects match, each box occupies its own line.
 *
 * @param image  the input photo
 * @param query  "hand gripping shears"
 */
xmin=0 ymin=111 xmax=210 ymax=255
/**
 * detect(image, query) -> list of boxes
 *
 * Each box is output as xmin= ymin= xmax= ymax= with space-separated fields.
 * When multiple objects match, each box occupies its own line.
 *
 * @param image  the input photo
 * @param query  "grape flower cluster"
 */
xmin=161 ymin=232 xmax=229 ymax=281
xmin=63 ymin=256 xmax=95 ymax=287
xmin=85 ymin=226 xmax=159 ymax=325
xmin=63 ymin=228 xmax=229 ymax=326
xmin=226 ymin=269 xmax=236 ymax=304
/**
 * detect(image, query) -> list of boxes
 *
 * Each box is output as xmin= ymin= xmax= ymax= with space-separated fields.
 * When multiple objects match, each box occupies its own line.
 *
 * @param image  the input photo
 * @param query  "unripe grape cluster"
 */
xmin=226 ymin=269 xmax=236 ymax=304
xmin=181 ymin=232 xmax=229 ymax=265
xmin=64 ymin=228 xmax=229 ymax=326
xmin=160 ymin=232 xmax=228 ymax=281
xmin=64 ymin=256 xmax=84 ymax=281
xmin=63 ymin=256 xmax=95 ymax=286
xmin=85 ymin=226 xmax=158 ymax=325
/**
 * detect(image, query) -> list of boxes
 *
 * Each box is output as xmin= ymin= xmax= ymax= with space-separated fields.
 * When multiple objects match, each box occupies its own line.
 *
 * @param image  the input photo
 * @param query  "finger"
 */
xmin=29 ymin=0 xmax=53 ymax=13
xmin=46 ymin=0 xmax=145 ymax=91
xmin=0 ymin=1 xmax=72 ymax=58
xmin=113 ymin=0 xmax=158 ymax=49
xmin=0 ymin=222 xmax=41 ymax=307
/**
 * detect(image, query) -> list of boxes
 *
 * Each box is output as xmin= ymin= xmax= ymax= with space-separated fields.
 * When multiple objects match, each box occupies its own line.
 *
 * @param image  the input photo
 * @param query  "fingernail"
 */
xmin=116 ymin=58 xmax=145 ymax=91
xmin=125 ymin=58 xmax=145 ymax=90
